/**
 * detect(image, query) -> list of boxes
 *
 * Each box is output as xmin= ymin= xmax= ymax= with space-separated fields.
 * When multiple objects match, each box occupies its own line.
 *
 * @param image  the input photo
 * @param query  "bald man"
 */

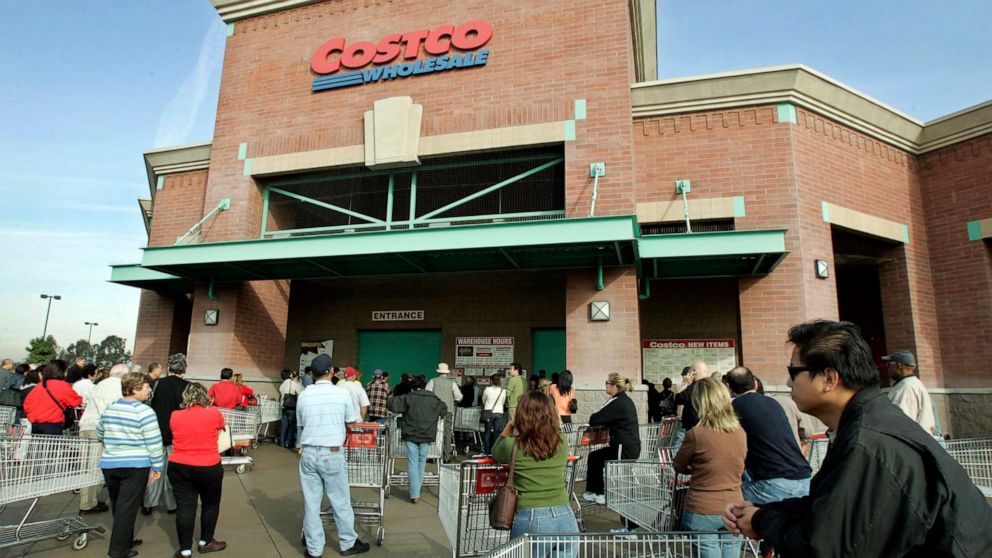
xmin=672 ymin=361 xmax=709 ymax=447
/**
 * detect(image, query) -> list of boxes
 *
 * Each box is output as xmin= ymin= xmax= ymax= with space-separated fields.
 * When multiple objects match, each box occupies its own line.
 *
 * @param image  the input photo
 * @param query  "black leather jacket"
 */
xmin=386 ymin=389 xmax=447 ymax=444
xmin=753 ymin=387 xmax=992 ymax=558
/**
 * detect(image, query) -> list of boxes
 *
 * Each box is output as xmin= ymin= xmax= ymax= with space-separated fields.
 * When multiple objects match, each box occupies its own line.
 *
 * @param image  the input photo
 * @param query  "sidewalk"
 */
xmin=0 ymin=444 xmax=621 ymax=558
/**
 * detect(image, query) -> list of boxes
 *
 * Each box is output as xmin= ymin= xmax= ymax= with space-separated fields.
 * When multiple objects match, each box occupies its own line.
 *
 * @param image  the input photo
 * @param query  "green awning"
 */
xmin=109 ymin=265 xmax=192 ymax=296
xmin=638 ymin=229 xmax=788 ymax=279
xmin=124 ymin=216 xmax=640 ymax=282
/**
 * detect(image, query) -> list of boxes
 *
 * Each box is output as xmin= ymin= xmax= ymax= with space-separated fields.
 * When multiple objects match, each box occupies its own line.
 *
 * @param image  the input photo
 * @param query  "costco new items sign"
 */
xmin=310 ymin=21 xmax=493 ymax=92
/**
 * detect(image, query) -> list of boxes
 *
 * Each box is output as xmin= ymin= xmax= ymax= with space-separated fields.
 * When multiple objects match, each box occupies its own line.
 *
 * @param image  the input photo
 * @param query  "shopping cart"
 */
xmin=251 ymin=395 xmax=282 ymax=445
xmin=0 ymin=405 xmax=15 ymax=425
xmin=945 ymin=437 xmax=992 ymax=497
xmin=605 ymin=460 xmax=688 ymax=532
xmin=806 ymin=432 xmax=829 ymax=475
xmin=453 ymin=407 xmax=485 ymax=452
xmin=308 ymin=423 xmax=389 ymax=546
xmin=387 ymin=415 xmax=445 ymax=495
xmin=439 ymin=455 xmax=579 ymax=558
xmin=637 ymin=418 xmax=680 ymax=461
xmin=566 ymin=424 xmax=611 ymax=527
xmin=216 ymin=407 xmax=258 ymax=474
xmin=479 ymin=531 xmax=756 ymax=558
xmin=0 ymin=430 xmax=106 ymax=551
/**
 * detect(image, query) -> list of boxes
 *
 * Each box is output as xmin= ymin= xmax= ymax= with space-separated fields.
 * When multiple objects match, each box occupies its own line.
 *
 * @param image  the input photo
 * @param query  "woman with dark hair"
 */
xmin=169 ymin=383 xmax=227 ymax=556
xmin=549 ymin=370 xmax=576 ymax=424
xmin=493 ymin=392 xmax=578 ymax=557
xmin=480 ymin=373 xmax=507 ymax=454
xmin=23 ymin=359 xmax=82 ymax=435
xmin=582 ymin=372 xmax=640 ymax=505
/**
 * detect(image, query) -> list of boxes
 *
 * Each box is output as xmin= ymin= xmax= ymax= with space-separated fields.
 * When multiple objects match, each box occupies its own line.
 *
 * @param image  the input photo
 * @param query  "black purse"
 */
xmin=44 ymin=385 xmax=76 ymax=429
xmin=568 ymin=398 xmax=578 ymax=413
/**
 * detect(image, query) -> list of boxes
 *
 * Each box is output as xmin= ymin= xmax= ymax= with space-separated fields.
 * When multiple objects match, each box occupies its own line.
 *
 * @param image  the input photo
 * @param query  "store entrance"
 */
xmin=357 ymin=330 xmax=442 ymax=387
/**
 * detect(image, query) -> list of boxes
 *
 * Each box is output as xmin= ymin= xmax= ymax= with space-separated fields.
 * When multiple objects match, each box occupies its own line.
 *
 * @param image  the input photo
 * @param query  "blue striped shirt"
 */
xmin=296 ymin=380 xmax=360 ymax=448
xmin=97 ymin=399 xmax=165 ymax=471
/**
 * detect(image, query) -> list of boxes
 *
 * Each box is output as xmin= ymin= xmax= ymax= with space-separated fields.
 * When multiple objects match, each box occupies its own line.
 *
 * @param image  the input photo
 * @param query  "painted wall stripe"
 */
xmin=226 ymin=23 xmax=235 ymax=37
xmin=574 ymin=99 xmax=587 ymax=120
xmin=156 ymin=176 xmax=164 ymax=191
xmin=776 ymin=103 xmax=798 ymax=124
xmin=732 ymin=196 xmax=746 ymax=217
xmin=237 ymin=143 xmax=247 ymax=161
xmin=243 ymin=158 xmax=253 ymax=177
xmin=564 ymin=120 xmax=576 ymax=141
xmin=967 ymin=220 xmax=983 ymax=241
xmin=821 ymin=201 xmax=831 ymax=222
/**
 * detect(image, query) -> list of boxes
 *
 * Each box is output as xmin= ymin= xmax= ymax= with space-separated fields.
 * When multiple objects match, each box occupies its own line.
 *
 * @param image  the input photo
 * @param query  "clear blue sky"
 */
xmin=1 ymin=1 xmax=989 ymax=360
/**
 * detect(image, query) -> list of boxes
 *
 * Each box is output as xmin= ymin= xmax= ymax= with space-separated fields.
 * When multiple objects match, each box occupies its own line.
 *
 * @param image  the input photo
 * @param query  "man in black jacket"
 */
xmin=723 ymin=320 xmax=992 ymax=557
xmin=386 ymin=377 xmax=446 ymax=504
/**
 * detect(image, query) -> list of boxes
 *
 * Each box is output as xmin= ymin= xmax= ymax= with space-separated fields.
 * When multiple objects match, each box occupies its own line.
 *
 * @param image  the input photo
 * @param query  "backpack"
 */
xmin=659 ymin=391 xmax=676 ymax=416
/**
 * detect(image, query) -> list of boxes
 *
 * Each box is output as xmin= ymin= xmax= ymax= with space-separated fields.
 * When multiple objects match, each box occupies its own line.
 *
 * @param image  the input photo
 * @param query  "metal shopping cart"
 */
xmin=387 ymin=415 xmax=445 ymax=495
xmin=251 ymin=395 xmax=282 ymax=446
xmin=216 ymin=407 xmax=258 ymax=474
xmin=945 ymin=437 xmax=992 ymax=497
xmin=605 ymin=460 xmax=688 ymax=532
xmin=439 ymin=455 xmax=579 ymax=558
xmin=806 ymin=432 xmax=829 ymax=475
xmin=566 ymin=424 xmax=610 ymax=527
xmin=637 ymin=418 xmax=680 ymax=461
xmin=0 ymin=428 xmax=106 ymax=551
xmin=479 ymin=531 xmax=757 ymax=558
xmin=308 ymin=423 xmax=389 ymax=546
xmin=453 ymin=407 xmax=484 ymax=452
xmin=0 ymin=405 xmax=15 ymax=425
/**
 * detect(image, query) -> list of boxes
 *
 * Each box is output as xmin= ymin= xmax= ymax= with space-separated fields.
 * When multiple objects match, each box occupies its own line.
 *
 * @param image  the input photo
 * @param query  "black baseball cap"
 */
xmin=881 ymin=351 xmax=916 ymax=366
xmin=311 ymin=354 xmax=333 ymax=375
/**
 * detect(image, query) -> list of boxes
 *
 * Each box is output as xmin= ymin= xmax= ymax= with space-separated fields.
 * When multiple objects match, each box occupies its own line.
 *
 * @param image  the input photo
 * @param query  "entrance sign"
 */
xmin=455 ymin=336 xmax=514 ymax=377
xmin=300 ymin=339 xmax=334 ymax=372
xmin=641 ymin=339 xmax=737 ymax=385
xmin=371 ymin=310 xmax=424 ymax=321
xmin=311 ymin=20 xmax=493 ymax=92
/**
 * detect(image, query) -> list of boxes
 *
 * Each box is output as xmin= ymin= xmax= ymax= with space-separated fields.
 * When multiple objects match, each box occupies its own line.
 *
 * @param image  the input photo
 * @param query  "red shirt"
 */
xmin=208 ymin=380 xmax=242 ymax=409
xmin=169 ymin=406 xmax=225 ymax=466
xmin=23 ymin=379 xmax=83 ymax=424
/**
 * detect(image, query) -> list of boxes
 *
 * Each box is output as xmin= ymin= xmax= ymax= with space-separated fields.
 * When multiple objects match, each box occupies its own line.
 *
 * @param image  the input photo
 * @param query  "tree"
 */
xmin=93 ymin=335 xmax=131 ymax=369
xmin=60 ymin=339 xmax=95 ymax=363
xmin=25 ymin=335 xmax=60 ymax=364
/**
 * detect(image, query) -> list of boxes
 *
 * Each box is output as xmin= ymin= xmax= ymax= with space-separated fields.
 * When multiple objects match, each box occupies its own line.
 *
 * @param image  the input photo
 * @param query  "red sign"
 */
xmin=344 ymin=424 xmax=381 ymax=448
xmin=475 ymin=465 xmax=510 ymax=494
xmin=311 ymin=20 xmax=494 ymax=75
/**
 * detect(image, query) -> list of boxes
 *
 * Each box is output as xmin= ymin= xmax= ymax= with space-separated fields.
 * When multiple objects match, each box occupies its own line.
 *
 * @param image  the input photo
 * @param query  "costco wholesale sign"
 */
xmin=310 ymin=20 xmax=493 ymax=91
xmin=641 ymin=339 xmax=737 ymax=385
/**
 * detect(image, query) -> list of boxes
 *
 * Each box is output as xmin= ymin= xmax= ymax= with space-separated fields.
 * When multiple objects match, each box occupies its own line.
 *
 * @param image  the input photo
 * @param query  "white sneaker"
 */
xmin=594 ymin=494 xmax=606 ymax=505
xmin=581 ymin=492 xmax=597 ymax=502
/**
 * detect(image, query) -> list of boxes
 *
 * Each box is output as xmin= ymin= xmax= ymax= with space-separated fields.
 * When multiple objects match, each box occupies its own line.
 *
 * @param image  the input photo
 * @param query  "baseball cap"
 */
xmin=373 ymin=369 xmax=384 ymax=379
xmin=344 ymin=366 xmax=360 ymax=379
xmin=881 ymin=351 xmax=916 ymax=366
xmin=311 ymin=354 xmax=332 ymax=375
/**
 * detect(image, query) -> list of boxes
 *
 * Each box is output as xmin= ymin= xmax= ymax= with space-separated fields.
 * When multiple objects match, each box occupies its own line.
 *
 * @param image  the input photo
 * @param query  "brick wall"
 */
xmin=201 ymin=0 xmax=638 ymax=242
xmin=148 ymin=170 xmax=208 ymax=247
xmin=283 ymin=271 xmax=565 ymax=371
xmin=133 ymin=291 xmax=177 ymax=367
xmin=920 ymin=133 xmax=992 ymax=387
xmin=565 ymin=267 xmax=641 ymax=384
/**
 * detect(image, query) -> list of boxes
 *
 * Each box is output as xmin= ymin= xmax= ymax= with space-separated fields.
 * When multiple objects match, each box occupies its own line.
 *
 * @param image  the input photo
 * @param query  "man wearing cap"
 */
xmin=883 ymin=351 xmax=937 ymax=436
xmin=366 ymin=370 xmax=390 ymax=424
xmin=295 ymin=354 xmax=369 ymax=557
xmin=340 ymin=367 xmax=370 ymax=420
xmin=426 ymin=363 xmax=462 ymax=459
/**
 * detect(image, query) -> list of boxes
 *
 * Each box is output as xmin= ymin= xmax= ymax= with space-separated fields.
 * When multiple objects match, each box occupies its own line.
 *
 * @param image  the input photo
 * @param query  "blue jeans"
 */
xmin=510 ymin=505 xmax=579 ymax=558
xmin=682 ymin=510 xmax=742 ymax=558
xmin=483 ymin=413 xmax=507 ymax=455
xmin=405 ymin=441 xmax=431 ymax=499
xmin=742 ymin=472 xmax=810 ymax=505
xmin=280 ymin=409 xmax=297 ymax=448
xmin=300 ymin=447 xmax=357 ymax=553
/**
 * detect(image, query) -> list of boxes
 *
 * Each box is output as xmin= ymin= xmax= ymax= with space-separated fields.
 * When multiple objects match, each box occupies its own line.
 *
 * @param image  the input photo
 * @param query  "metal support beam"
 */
xmin=395 ymin=253 xmax=428 ymax=273
xmin=417 ymin=158 xmax=564 ymax=221
xmin=176 ymin=198 xmax=231 ymax=245
xmin=305 ymin=258 xmax=342 ymax=276
xmin=208 ymin=277 xmax=217 ymax=301
xmin=261 ymin=188 xmax=270 ymax=238
xmin=750 ymin=253 xmax=768 ymax=275
xmin=385 ymin=174 xmax=394 ymax=231
xmin=267 ymin=186 xmax=385 ymax=225
xmin=408 ymin=171 xmax=418 ymax=227
xmin=614 ymin=241 xmax=624 ymax=266
xmin=225 ymin=262 xmax=267 ymax=280
xmin=499 ymin=248 xmax=521 ymax=269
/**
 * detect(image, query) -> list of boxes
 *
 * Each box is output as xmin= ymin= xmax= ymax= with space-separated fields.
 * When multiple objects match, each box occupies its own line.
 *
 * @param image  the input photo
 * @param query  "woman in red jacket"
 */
xmin=23 ymin=359 xmax=83 ymax=435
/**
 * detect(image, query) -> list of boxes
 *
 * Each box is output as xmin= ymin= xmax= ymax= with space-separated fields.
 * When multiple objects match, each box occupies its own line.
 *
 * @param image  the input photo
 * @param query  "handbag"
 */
xmin=282 ymin=390 xmax=298 ymax=410
xmin=481 ymin=389 xmax=505 ymax=424
xmin=43 ymin=385 xmax=76 ymax=429
xmin=217 ymin=423 xmax=233 ymax=453
xmin=568 ymin=398 xmax=578 ymax=413
xmin=488 ymin=442 xmax=519 ymax=530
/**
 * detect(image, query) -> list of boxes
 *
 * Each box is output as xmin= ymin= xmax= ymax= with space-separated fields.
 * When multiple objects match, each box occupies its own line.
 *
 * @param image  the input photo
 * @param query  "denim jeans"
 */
xmin=405 ymin=441 xmax=431 ymax=499
xmin=300 ymin=447 xmax=357 ymax=553
xmin=280 ymin=408 xmax=297 ymax=448
xmin=742 ymin=472 xmax=810 ymax=505
xmin=510 ymin=505 xmax=579 ymax=558
xmin=483 ymin=413 xmax=507 ymax=455
xmin=682 ymin=510 xmax=742 ymax=558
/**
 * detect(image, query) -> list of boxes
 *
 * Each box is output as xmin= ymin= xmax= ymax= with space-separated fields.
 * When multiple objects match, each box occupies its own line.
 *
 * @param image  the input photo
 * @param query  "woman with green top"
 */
xmin=492 ymin=392 xmax=578 ymax=558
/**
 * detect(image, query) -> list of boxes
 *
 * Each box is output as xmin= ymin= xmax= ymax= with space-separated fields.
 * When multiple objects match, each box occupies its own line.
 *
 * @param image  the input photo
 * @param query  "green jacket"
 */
xmin=505 ymin=375 xmax=526 ymax=408
xmin=492 ymin=434 xmax=570 ymax=509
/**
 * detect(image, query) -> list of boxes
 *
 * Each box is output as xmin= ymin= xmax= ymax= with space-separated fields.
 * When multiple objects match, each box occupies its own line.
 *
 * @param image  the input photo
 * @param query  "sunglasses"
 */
xmin=786 ymin=365 xmax=819 ymax=381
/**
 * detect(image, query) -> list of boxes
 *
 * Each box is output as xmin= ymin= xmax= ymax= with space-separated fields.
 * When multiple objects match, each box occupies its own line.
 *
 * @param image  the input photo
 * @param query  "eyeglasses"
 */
xmin=786 ymin=365 xmax=818 ymax=381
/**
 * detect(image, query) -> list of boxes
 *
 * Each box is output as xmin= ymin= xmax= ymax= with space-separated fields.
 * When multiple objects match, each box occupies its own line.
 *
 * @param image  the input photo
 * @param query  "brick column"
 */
xmin=134 ymin=291 xmax=178 ymax=367
xmin=565 ymin=267 xmax=641 ymax=385
xmin=187 ymin=280 xmax=290 ymax=380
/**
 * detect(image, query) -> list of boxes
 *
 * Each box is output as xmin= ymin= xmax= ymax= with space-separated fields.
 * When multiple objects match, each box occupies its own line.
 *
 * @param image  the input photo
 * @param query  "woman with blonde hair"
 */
xmin=581 ymin=372 xmax=641 ymax=505
xmin=674 ymin=376 xmax=746 ymax=558
xmin=168 ymin=383 xmax=227 ymax=557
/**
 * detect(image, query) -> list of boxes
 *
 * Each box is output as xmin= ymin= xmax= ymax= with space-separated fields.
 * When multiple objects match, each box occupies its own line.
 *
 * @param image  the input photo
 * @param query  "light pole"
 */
xmin=40 ymin=294 xmax=62 ymax=339
xmin=85 ymin=321 xmax=99 ymax=362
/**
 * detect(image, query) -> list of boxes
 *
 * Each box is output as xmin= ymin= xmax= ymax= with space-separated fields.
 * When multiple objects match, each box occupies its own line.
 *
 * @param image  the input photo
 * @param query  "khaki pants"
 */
xmin=79 ymin=429 xmax=103 ymax=510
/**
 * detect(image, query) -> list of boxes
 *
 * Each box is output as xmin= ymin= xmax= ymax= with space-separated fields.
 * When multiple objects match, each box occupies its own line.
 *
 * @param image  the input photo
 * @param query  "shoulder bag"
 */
xmin=568 ymin=397 xmax=578 ymax=413
xmin=282 ymin=383 xmax=298 ymax=410
xmin=481 ymin=389 xmax=505 ymax=424
xmin=488 ymin=442 xmax=519 ymax=530
xmin=44 ymin=385 xmax=76 ymax=429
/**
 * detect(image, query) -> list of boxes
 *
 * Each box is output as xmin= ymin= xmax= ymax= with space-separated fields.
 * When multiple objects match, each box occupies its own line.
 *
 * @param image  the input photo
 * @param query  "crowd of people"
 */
xmin=3 ymin=317 xmax=991 ymax=558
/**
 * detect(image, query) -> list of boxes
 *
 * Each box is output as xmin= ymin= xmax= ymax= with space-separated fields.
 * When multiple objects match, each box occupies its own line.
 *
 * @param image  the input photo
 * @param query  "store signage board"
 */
xmin=641 ymin=339 xmax=737 ymax=386
xmin=372 ymin=310 xmax=424 ymax=321
xmin=455 ymin=336 xmax=514 ymax=377
xmin=300 ymin=339 xmax=334 ymax=372
xmin=310 ymin=20 xmax=493 ymax=92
